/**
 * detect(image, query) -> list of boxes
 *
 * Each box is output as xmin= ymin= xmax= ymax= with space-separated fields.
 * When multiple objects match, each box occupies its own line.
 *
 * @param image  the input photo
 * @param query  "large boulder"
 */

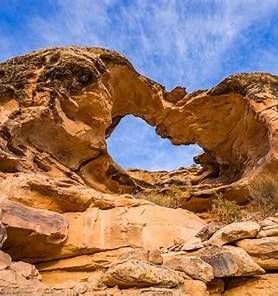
xmin=208 ymin=221 xmax=260 ymax=246
xmin=163 ymin=255 xmax=214 ymax=283
xmin=0 ymin=199 xmax=68 ymax=261
xmin=102 ymin=259 xmax=184 ymax=288
xmin=236 ymin=237 xmax=278 ymax=270
xmin=199 ymin=246 xmax=264 ymax=277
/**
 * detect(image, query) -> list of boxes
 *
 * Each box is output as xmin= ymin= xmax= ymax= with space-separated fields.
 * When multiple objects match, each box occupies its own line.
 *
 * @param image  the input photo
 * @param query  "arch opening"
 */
xmin=107 ymin=115 xmax=203 ymax=172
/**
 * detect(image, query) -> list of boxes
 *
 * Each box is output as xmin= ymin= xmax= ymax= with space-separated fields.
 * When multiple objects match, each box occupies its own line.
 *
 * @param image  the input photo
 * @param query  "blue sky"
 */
xmin=0 ymin=0 xmax=277 ymax=171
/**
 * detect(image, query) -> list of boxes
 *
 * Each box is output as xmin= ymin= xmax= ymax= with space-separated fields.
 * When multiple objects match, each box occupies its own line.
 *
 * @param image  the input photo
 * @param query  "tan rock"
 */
xmin=259 ymin=217 xmax=278 ymax=227
xmin=118 ymin=248 xmax=149 ymax=262
xmin=163 ymin=255 xmax=214 ymax=283
xmin=11 ymin=261 xmax=40 ymax=280
xmin=0 ymin=250 xmax=11 ymax=270
xmin=118 ymin=248 xmax=163 ymax=265
xmin=0 ymin=46 xmax=278 ymax=294
xmin=102 ymin=259 xmax=184 ymax=288
xmin=38 ymin=248 xmax=133 ymax=283
xmin=87 ymin=271 xmax=107 ymax=290
xmin=224 ymin=274 xmax=278 ymax=296
xmin=0 ymin=269 xmax=28 ymax=288
xmin=0 ymin=269 xmax=19 ymax=288
xmin=257 ymin=224 xmax=278 ymax=238
xmin=183 ymin=279 xmax=209 ymax=296
xmin=148 ymin=249 xmax=163 ymax=265
xmin=196 ymin=222 xmax=221 ymax=242
xmin=38 ymin=248 xmax=162 ymax=285
xmin=73 ymin=282 xmax=88 ymax=294
xmin=59 ymin=204 xmax=204 ymax=262
xmin=236 ymin=236 xmax=278 ymax=270
xmin=114 ymin=287 xmax=189 ymax=295
xmin=207 ymin=278 xmax=225 ymax=296
xmin=0 ymin=46 xmax=277 ymax=211
xmin=0 ymin=199 xmax=68 ymax=261
xmin=0 ymin=222 xmax=7 ymax=249
xmin=0 ymin=173 xmax=147 ymax=213
xmin=199 ymin=245 xmax=264 ymax=277
xmin=208 ymin=221 xmax=260 ymax=246
xmin=181 ymin=237 xmax=203 ymax=251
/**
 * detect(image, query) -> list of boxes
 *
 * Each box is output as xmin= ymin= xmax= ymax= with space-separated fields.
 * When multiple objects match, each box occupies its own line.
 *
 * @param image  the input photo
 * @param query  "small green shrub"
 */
xmin=211 ymin=193 xmax=242 ymax=224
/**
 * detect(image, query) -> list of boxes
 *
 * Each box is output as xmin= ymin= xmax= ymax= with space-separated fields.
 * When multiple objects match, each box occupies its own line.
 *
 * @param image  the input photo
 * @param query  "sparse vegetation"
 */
xmin=135 ymin=185 xmax=191 ymax=208
xmin=211 ymin=193 xmax=242 ymax=224
xmin=248 ymin=173 xmax=278 ymax=217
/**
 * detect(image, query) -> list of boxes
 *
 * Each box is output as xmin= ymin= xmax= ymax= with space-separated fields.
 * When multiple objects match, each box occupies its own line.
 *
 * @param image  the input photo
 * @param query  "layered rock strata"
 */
xmin=0 ymin=47 xmax=278 ymax=294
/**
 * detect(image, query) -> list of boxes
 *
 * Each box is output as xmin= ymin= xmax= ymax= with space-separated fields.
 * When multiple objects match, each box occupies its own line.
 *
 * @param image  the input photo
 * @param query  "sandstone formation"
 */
xmin=198 ymin=245 xmax=265 ymax=277
xmin=224 ymin=274 xmax=278 ymax=296
xmin=0 ymin=46 xmax=278 ymax=294
xmin=163 ymin=255 xmax=214 ymax=282
xmin=208 ymin=221 xmax=260 ymax=246
xmin=237 ymin=236 xmax=278 ymax=270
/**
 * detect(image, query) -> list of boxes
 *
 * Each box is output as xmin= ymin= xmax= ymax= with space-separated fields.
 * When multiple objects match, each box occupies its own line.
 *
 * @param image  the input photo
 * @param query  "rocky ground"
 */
xmin=0 ymin=46 xmax=278 ymax=295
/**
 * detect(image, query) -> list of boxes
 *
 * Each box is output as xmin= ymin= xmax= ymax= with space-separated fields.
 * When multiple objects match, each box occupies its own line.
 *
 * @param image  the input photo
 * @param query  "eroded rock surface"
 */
xmin=0 ymin=46 xmax=278 ymax=294
xmin=237 ymin=236 xmax=278 ymax=270
xmin=198 ymin=246 xmax=264 ymax=277
xmin=208 ymin=221 xmax=260 ymax=246
xmin=163 ymin=255 xmax=214 ymax=282
xmin=224 ymin=274 xmax=278 ymax=296
xmin=102 ymin=259 xmax=184 ymax=288
xmin=0 ymin=46 xmax=277 ymax=210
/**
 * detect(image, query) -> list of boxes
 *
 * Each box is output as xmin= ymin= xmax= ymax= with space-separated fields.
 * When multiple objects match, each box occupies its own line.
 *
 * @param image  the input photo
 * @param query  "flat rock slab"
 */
xmin=257 ymin=224 xmax=278 ymax=238
xmin=198 ymin=245 xmax=264 ymax=277
xmin=236 ymin=236 xmax=278 ymax=270
xmin=208 ymin=221 xmax=260 ymax=246
xmin=0 ymin=199 xmax=68 ymax=261
xmin=102 ymin=259 xmax=184 ymax=288
xmin=59 ymin=204 xmax=204 ymax=261
xmin=163 ymin=255 xmax=214 ymax=283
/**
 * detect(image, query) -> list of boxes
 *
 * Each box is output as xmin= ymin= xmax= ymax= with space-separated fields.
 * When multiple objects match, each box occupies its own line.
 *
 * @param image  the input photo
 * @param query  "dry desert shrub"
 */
xmin=135 ymin=185 xmax=191 ymax=208
xmin=248 ymin=173 xmax=278 ymax=216
xmin=211 ymin=193 xmax=242 ymax=224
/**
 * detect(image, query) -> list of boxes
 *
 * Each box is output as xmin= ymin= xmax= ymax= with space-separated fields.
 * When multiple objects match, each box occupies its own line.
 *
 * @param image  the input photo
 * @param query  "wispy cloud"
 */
xmin=0 ymin=0 xmax=277 ymax=170
xmin=24 ymin=0 xmax=278 ymax=90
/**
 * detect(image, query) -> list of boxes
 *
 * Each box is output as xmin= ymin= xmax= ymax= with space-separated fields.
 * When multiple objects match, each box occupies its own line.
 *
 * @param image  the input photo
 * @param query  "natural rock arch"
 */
xmin=0 ymin=46 xmax=277 ymax=210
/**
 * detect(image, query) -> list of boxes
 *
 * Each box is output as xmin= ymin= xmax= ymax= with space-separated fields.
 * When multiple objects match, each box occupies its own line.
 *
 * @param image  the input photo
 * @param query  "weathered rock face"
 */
xmin=0 ymin=46 xmax=277 ymax=211
xmin=0 ymin=222 xmax=7 ymax=249
xmin=102 ymin=259 xmax=184 ymax=288
xmin=224 ymin=274 xmax=278 ymax=296
xmin=208 ymin=221 xmax=260 ymax=246
xmin=0 ymin=46 xmax=278 ymax=294
xmin=163 ymin=255 xmax=214 ymax=283
xmin=198 ymin=246 xmax=264 ymax=277
xmin=236 ymin=236 xmax=278 ymax=270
